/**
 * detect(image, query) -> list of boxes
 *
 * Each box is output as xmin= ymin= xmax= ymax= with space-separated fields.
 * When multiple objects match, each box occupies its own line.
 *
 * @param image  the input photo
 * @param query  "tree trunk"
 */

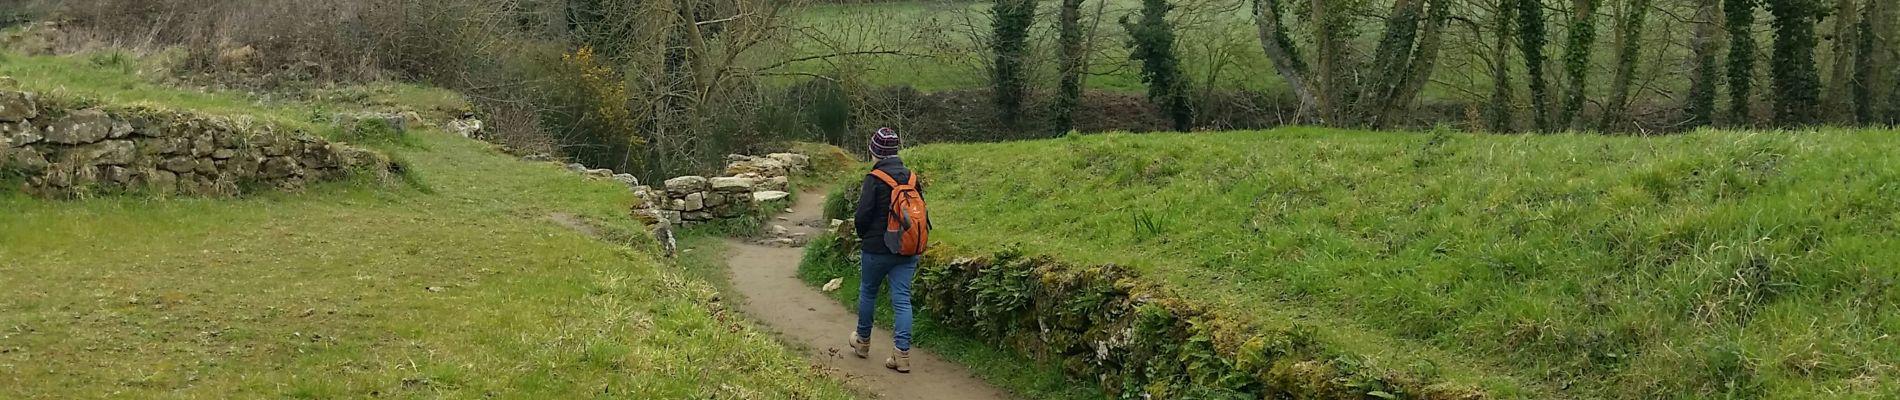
xmin=1252 ymin=0 xmax=1317 ymax=121
xmin=991 ymin=0 xmax=1036 ymax=129
xmin=1489 ymin=0 xmax=1516 ymax=132
xmin=1853 ymin=5 xmax=1874 ymax=123
xmin=1686 ymin=0 xmax=1721 ymax=127
xmin=1766 ymin=0 xmax=1823 ymax=126
xmin=1601 ymin=0 xmax=1651 ymax=131
xmin=1516 ymin=0 xmax=1552 ymax=132
xmin=1357 ymin=0 xmax=1424 ymax=127
xmin=1885 ymin=1 xmax=1900 ymax=124
xmin=1873 ymin=0 xmax=1896 ymax=113
xmin=1382 ymin=0 xmax=1451 ymax=129
xmin=1823 ymin=0 xmax=1859 ymax=122
xmin=1725 ymin=0 xmax=1760 ymax=125
xmin=1313 ymin=0 xmax=1343 ymax=124
xmin=1559 ymin=0 xmax=1597 ymax=130
xmin=1052 ymin=0 xmax=1086 ymax=135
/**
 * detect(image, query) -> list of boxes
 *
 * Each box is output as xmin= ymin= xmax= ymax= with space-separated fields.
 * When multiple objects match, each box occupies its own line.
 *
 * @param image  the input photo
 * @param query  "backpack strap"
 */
xmin=869 ymin=169 xmax=905 ymax=188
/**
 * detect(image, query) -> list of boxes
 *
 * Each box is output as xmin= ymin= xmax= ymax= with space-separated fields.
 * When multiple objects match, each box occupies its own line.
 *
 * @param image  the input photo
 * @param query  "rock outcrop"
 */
xmin=1 ymin=91 xmax=395 ymax=198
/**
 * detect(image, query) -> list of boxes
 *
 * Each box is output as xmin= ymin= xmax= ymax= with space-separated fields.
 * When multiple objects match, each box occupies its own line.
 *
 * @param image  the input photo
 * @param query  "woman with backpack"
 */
xmin=848 ymin=127 xmax=931 ymax=373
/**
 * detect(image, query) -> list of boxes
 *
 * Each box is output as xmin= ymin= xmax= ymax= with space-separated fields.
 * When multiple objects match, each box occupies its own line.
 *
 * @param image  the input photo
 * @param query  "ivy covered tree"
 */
xmin=991 ymin=0 xmax=1036 ymax=128
xmin=1686 ymin=0 xmax=1722 ymax=127
xmin=1051 ymin=0 xmax=1087 ymax=135
xmin=1601 ymin=0 xmax=1653 ymax=131
xmin=1559 ymin=0 xmax=1598 ymax=129
xmin=1253 ymin=0 xmax=1445 ymax=128
xmin=1489 ymin=0 xmax=1517 ymax=132
xmin=1515 ymin=0 xmax=1552 ymax=131
xmin=1123 ymin=0 xmax=1192 ymax=131
xmin=1725 ymin=0 xmax=1759 ymax=124
xmin=1765 ymin=0 xmax=1822 ymax=126
xmin=1360 ymin=0 xmax=1429 ymax=127
xmin=1851 ymin=4 xmax=1875 ymax=123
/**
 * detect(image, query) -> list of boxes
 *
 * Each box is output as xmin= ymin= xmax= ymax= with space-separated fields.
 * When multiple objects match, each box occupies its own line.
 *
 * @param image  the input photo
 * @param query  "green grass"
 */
xmin=901 ymin=128 xmax=1900 ymax=399
xmin=0 ymin=53 xmax=855 ymax=399
xmin=0 ymin=49 xmax=466 ymax=140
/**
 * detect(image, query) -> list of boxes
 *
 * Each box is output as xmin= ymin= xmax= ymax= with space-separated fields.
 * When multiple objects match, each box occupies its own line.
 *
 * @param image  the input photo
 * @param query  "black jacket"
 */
xmin=855 ymin=156 xmax=922 ymax=254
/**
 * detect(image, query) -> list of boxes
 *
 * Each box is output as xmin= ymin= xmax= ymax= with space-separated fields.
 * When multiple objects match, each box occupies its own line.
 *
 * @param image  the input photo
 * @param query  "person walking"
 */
xmin=848 ymin=127 xmax=932 ymax=373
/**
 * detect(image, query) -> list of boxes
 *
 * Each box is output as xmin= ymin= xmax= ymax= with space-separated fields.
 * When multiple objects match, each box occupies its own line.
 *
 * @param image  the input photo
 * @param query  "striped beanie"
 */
xmin=869 ymin=127 xmax=901 ymax=159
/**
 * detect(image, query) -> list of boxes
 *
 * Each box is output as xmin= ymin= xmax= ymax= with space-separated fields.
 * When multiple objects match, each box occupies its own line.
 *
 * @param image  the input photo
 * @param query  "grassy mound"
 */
xmin=902 ymin=128 xmax=1900 ymax=399
xmin=0 ymin=52 xmax=853 ymax=398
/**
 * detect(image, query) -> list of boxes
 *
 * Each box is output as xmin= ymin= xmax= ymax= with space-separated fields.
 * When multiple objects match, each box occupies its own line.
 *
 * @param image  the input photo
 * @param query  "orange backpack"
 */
xmin=869 ymin=169 xmax=930 ymax=256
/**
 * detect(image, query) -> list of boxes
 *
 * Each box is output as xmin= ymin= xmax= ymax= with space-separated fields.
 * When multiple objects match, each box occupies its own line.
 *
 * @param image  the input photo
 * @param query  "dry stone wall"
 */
xmin=0 ymin=91 xmax=393 ymax=198
xmin=627 ymin=153 xmax=810 ymax=228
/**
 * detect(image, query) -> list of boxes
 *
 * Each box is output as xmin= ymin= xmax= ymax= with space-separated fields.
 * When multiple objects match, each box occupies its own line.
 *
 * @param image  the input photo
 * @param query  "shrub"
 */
xmin=541 ymin=46 xmax=643 ymax=171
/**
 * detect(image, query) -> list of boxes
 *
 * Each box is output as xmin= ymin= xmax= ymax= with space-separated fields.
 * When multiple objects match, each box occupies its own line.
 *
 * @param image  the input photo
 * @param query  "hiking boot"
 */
xmin=885 ymin=349 xmax=911 ymax=373
xmin=848 ymin=333 xmax=870 ymax=359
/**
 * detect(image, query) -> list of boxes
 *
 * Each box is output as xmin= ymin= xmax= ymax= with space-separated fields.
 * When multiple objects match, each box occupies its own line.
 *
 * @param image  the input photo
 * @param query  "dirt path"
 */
xmin=724 ymin=190 xmax=1013 ymax=400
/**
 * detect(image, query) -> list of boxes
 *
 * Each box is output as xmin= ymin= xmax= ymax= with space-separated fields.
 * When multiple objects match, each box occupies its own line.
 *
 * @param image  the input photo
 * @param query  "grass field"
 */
xmin=901 ymin=128 xmax=1900 ymax=399
xmin=0 ymin=49 xmax=467 ymax=136
xmin=776 ymin=0 xmax=1277 ymax=93
xmin=0 ymin=53 xmax=856 ymax=399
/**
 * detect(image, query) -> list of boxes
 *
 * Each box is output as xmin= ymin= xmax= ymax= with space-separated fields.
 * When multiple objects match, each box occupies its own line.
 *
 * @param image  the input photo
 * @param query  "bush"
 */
xmin=823 ymin=174 xmax=863 ymax=221
xmin=540 ymin=46 xmax=643 ymax=171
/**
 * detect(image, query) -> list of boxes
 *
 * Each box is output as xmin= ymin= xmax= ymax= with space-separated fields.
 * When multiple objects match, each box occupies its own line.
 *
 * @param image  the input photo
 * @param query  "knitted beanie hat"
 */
xmin=870 ymin=127 xmax=901 ymax=159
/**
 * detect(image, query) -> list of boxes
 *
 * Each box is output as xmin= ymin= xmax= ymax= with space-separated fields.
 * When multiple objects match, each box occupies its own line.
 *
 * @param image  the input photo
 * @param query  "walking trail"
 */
xmin=723 ymin=189 xmax=1013 ymax=400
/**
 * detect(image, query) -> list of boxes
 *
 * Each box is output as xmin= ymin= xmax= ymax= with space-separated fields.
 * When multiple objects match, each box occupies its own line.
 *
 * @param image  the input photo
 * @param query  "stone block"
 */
xmin=664 ymin=175 xmax=710 ymax=194
xmin=6 ymin=146 xmax=47 ymax=172
xmin=70 ymin=140 xmax=136 ymax=166
xmin=612 ymin=173 xmax=639 ymax=187
xmin=190 ymin=135 xmax=214 ymax=157
xmin=193 ymin=158 xmax=217 ymax=174
xmin=262 ymin=156 xmax=302 ymax=178
xmin=0 ymin=91 xmax=37 ymax=122
xmin=762 ymin=176 xmax=790 ymax=192
xmin=137 ymin=168 xmax=177 ymax=195
xmin=3 ymin=121 xmax=37 ymax=146
xmin=752 ymin=190 xmax=790 ymax=202
xmin=767 ymin=153 xmax=810 ymax=170
xmin=709 ymin=176 xmax=757 ymax=192
xmin=42 ymin=109 xmax=114 ymax=144
xmin=160 ymin=156 xmax=196 ymax=173
xmin=683 ymin=192 xmax=706 ymax=211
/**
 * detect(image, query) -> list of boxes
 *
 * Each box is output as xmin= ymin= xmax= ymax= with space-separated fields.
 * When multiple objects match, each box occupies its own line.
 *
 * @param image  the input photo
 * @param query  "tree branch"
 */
xmin=755 ymin=50 xmax=922 ymax=71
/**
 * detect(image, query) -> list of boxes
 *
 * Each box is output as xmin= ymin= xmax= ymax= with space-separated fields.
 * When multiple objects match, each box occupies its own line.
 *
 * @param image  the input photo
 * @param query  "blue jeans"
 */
xmin=856 ymin=251 xmax=919 ymax=351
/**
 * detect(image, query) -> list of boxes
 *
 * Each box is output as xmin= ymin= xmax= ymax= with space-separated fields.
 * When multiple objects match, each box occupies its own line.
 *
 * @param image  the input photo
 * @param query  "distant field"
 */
xmin=774 ymin=0 xmax=1280 ymax=93
xmin=904 ymin=128 xmax=1900 ymax=398
xmin=0 ymin=53 xmax=854 ymax=399
xmin=776 ymin=0 xmax=1828 ymax=117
